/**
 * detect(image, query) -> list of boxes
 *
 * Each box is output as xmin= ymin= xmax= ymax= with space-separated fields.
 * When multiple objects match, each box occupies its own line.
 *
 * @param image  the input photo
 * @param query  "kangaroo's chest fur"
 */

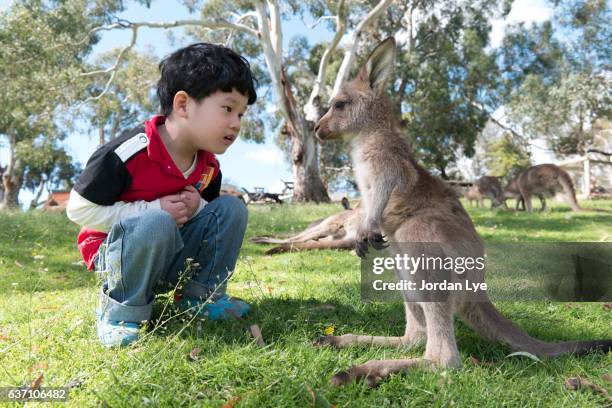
xmin=350 ymin=132 xmax=480 ymax=242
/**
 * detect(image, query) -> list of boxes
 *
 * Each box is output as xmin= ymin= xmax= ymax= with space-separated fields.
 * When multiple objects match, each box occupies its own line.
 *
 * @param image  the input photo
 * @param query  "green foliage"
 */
xmin=15 ymin=138 xmax=80 ymax=192
xmin=403 ymin=1 xmax=503 ymax=178
xmin=0 ymin=0 xmax=117 ymax=207
xmin=82 ymin=49 xmax=159 ymax=143
xmin=483 ymin=133 xmax=532 ymax=181
xmin=503 ymin=0 xmax=612 ymax=157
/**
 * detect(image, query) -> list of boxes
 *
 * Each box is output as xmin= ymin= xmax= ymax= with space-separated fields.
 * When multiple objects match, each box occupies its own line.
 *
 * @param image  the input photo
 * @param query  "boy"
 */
xmin=66 ymin=43 xmax=257 ymax=347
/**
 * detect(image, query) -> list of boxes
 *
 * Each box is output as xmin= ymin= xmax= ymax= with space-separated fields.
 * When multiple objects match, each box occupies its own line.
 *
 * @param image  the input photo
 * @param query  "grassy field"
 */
xmin=0 ymin=199 xmax=611 ymax=407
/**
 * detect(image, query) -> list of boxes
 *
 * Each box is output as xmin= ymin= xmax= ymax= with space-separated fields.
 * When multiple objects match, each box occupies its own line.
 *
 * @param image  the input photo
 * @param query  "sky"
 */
xmin=1 ymin=0 xmax=557 ymax=207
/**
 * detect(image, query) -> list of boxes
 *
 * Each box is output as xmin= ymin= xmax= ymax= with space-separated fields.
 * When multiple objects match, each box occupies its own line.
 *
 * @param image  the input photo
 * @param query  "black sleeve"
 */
xmin=73 ymin=146 xmax=131 ymax=206
xmin=201 ymin=170 xmax=222 ymax=202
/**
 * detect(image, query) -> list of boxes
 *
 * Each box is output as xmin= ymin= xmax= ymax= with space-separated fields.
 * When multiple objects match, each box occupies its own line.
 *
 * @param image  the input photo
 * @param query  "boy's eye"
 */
xmin=224 ymin=106 xmax=232 ymax=113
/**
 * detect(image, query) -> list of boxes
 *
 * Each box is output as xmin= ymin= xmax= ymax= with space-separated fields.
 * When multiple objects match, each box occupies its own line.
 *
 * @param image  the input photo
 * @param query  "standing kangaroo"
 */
xmin=517 ymin=164 xmax=582 ymax=212
xmin=250 ymin=200 xmax=361 ymax=254
xmin=503 ymin=177 xmax=525 ymax=211
xmin=465 ymin=176 xmax=505 ymax=208
xmin=314 ymin=38 xmax=610 ymax=387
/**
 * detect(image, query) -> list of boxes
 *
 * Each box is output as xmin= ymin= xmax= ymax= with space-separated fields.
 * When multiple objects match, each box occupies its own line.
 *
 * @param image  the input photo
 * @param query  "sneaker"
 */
xmin=175 ymin=294 xmax=250 ymax=320
xmin=96 ymin=317 xmax=141 ymax=347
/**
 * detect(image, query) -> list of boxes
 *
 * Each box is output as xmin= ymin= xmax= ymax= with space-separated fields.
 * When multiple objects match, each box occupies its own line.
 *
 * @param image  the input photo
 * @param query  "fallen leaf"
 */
xmin=267 ymin=286 xmax=273 ymax=294
xmin=602 ymin=373 xmax=612 ymax=383
xmin=603 ymin=303 xmax=612 ymax=312
xmin=249 ymin=324 xmax=265 ymax=348
xmin=505 ymin=351 xmax=542 ymax=363
xmin=15 ymin=260 xmax=24 ymax=268
xmin=222 ymin=396 xmax=241 ymax=408
xmin=30 ymin=373 xmax=43 ymax=390
xmin=565 ymin=376 xmax=612 ymax=403
xmin=188 ymin=347 xmax=201 ymax=362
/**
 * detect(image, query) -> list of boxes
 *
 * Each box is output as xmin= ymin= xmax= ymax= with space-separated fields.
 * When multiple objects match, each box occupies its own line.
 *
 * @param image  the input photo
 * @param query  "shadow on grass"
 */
xmin=148 ymin=292 xmax=610 ymax=365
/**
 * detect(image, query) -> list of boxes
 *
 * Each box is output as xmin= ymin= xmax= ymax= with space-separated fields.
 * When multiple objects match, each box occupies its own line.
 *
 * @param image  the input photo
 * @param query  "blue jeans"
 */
xmin=94 ymin=196 xmax=248 ymax=323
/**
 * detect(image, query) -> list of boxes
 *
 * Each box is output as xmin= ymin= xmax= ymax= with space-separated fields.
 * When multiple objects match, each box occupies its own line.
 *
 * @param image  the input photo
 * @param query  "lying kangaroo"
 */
xmin=465 ymin=176 xmax=505 ymax=208
xmin=313 ymin=37 xmax=610 ymax=387
xmin=517 ymin=164 xmax=582 ymax=212
xmin=250 ymin=198 xmax=361 ymax=254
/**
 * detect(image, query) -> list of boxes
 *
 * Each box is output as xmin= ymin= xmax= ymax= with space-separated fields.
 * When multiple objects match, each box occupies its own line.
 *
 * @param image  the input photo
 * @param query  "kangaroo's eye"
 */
xmin=334 ymin=100 xmax=346 ymax=110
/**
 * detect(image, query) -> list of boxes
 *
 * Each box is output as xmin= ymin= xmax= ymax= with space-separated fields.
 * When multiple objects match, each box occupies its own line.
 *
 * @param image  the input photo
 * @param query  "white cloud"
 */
xmin=490 ymin=0 xmax=553 ymax=48
xmin=244 ymin=147 xmax=286 ymax=166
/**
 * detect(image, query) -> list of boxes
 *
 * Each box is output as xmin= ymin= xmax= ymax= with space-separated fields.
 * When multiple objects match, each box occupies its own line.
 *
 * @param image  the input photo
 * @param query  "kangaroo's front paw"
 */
xmin=369 ymin=232 xmax=388 ymax=251
xmin=355 ymin=229 xmax=388 ymax=258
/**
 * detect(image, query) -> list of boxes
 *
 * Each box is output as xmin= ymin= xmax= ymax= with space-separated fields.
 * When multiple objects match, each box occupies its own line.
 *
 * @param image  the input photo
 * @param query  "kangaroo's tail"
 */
xmin=557 ymin=170 xmax=582 ymax=211
xmin=460 ymin=301 xmax=611 ymax=358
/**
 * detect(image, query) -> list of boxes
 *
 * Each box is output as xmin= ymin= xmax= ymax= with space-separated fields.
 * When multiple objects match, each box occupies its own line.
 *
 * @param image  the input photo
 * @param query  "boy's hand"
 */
xmin=160 ymin=194 xmax=189 ymax=227
xmin=180 ymin=185 xmax=201 ymax=220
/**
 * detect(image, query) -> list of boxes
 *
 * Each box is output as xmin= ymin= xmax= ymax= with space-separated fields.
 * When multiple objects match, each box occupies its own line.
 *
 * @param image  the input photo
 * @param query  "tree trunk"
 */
xmin=99 ymin=125 xmax=105 ymax=146
xmin=110 ymin=108 xmax=122 ymax=140
xmin=280 ymin=69 xmax=330 ymax=203
xmin=0 ymin=165 xmax=4 ymax=203
xmin=29 ymin=178 xmax=47 ymax=210
xmin=0 ymin=135 xmax=22 ymax=210
xmin=439 ymin=165 xmax=448 ymax=180
xmin=290 ymin=133 xmax=330 ymax=202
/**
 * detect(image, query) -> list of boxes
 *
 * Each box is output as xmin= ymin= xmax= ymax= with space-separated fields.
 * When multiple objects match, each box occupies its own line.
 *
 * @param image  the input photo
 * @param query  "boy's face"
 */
xmin=185 ymin=88 xmax=249 ymax=154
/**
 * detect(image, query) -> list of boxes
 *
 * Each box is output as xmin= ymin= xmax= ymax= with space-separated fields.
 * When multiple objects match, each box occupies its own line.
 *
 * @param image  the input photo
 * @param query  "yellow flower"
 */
xmin=323 ymin=325 xmax=335 ymax=336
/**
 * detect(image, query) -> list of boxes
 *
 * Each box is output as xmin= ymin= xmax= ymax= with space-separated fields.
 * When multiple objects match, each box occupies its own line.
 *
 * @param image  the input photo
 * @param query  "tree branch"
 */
xmin=470 ymin=101 xmax=527 ymax=141
xmin=254 ymin=0 xmax=287 ymax=119
xmin=304 ymin=0 xmax=347 ymax=122
xmin=78 ymin=18 xmax=258 ymax=101
xmin=80 ymin=26 xmax=138 ymax=101
xmin=268 ymin=0 xmax=282 ymax=56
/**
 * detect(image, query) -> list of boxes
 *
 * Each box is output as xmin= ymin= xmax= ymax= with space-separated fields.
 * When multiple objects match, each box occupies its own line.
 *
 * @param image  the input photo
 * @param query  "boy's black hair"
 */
xmin=157 ymin=43 xmax=257 ymax=116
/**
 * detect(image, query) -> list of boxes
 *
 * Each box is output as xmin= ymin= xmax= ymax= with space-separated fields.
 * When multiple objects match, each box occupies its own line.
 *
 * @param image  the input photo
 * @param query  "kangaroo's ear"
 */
xmin=359 ymin=37 xmax=396 ymax=92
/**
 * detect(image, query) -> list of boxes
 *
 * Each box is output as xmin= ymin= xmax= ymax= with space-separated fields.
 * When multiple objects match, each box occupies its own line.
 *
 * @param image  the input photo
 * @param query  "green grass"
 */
xmin=0 ymin=200 xmax=611 ymax=407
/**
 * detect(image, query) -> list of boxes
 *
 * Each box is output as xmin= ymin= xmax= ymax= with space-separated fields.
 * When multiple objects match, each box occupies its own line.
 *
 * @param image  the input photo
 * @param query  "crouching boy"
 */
xmin=67 ymin=43 xmax=257 ymax=346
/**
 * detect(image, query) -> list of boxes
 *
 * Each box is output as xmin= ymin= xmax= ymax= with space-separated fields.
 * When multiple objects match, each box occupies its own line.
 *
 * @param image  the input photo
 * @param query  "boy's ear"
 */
xmin=172 ymin=91 xmax=190 ymax=118
xmin=358 ymin=37 xmax=396 ymax=92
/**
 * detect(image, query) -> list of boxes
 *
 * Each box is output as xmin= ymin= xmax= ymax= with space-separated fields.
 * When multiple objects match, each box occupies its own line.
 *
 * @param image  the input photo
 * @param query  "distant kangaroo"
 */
xmin=313 ymin=38 xmax=611 ymax=387
xmin=503 ymin=178 xmax=525 ymax=211
xmin=465 ymin=176 xmax=505 ymax=209
xmin=250 ymin=199 xmax=360 ymax=254
xmin=517 ymin=164 xmax=582 ymax=212
xmin=464 ymin=184 xmax=484 ymax=208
